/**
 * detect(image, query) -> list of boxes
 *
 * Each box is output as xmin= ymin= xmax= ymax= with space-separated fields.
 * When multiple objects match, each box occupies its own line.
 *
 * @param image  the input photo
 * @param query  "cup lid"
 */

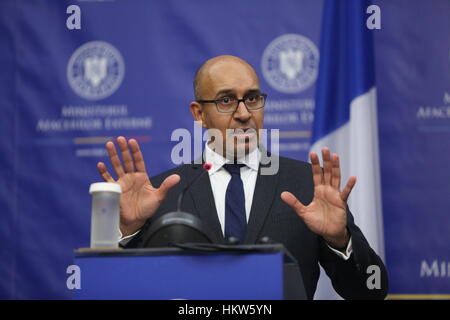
xmin=89 ymin=182 xmax=122 ymax=194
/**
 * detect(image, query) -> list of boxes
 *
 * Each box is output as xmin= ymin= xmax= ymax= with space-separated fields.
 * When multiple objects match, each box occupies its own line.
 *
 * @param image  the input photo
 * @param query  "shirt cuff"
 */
xmin=118 ymin=229 xmax=140 ymax=246
xmin=326 ymin=236 xmax=353 ymax=260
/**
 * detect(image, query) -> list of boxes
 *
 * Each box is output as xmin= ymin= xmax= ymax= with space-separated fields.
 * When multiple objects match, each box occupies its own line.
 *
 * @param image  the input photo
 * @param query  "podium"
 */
xmin=73 ymin=243 xmax=306 ymax=300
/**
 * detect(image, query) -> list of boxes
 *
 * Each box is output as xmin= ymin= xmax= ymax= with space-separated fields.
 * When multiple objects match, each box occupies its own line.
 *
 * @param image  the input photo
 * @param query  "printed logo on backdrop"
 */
xmin=35 ymin=41 xmax=151 ymax=159
xmin=259 ymin=34 xmax=318 ymax=156
xmin=261 ymin=34 xmax=319 ymax=94
xmin=67 ymin=41 xmax=125 ymax=100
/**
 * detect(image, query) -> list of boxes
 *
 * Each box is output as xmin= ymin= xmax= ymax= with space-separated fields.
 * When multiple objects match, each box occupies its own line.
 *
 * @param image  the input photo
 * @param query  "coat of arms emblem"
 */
xmin=84 ymin=57 xmax=108 ymax=88
xmin=67 ymin=41 xmax=125 ymax=100
xmin=262 ymin=34 xmax=319 ymax=93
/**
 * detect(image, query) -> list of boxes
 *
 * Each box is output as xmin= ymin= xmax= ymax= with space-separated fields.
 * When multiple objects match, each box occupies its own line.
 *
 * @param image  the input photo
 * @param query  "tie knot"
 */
xmin=223 ymin=163 xmax=245 ymax=175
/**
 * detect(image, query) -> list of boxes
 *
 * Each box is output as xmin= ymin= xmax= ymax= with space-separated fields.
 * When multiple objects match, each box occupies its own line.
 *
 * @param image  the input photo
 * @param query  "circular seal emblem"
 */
xmin=261 ymin=34 xmax=319 ymax=94
xmin=67 ymin=41 xmax=125 ymax=100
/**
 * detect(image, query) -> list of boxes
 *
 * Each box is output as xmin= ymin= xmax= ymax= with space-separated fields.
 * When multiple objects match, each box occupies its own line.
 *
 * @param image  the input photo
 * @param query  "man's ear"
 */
xmin=190 ymin=101 xmax=207 ymax=127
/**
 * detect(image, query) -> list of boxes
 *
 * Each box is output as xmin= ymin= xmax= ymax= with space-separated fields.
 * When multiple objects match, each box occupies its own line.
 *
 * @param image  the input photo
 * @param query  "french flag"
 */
xmin=311 ymin=0 xmax=385 ymax=299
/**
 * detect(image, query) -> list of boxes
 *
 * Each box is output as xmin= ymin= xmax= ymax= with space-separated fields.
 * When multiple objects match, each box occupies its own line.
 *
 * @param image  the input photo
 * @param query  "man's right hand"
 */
xmin=97 ymin=136 xmax=180 ymax=237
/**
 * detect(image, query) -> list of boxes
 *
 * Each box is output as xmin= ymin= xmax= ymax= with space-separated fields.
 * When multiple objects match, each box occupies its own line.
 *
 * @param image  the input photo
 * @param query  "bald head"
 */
xmin=193 ymin=55 xmax=259 ymax=100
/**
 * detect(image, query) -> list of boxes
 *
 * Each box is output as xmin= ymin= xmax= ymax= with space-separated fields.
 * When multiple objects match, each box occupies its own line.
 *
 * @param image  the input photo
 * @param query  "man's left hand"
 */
xmin=281 ymin=147 xmax=356 ymax=249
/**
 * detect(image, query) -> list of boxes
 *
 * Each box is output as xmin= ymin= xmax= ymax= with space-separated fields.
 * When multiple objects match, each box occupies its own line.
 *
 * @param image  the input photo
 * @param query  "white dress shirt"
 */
xmin=204 ymin=142 xmax=259 ymax=235
xmin=119 ymin=143 xmax=352 ymax=260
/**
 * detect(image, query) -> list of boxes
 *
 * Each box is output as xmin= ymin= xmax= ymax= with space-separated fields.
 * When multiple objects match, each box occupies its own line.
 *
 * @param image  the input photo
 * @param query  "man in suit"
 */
xmin=97 ymin=55 xmax=388 ymax=299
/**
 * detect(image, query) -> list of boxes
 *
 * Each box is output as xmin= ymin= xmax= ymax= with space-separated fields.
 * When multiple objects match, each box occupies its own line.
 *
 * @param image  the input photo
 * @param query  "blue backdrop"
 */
xmin=0 ymin=0 xmax=449 ymax=299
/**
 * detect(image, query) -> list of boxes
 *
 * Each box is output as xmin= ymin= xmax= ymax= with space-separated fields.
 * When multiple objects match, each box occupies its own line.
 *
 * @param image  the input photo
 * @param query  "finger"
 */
xmin=340 ymin=176 xmax=357 ymax=202
xmin=309 ymin=152 xmax=323 ymax=186
xmin=97 ymin=162 xmax=116 ymax=183
xmin=117 ymin=136 xmax=135 ymax=173
xmin=322 ymin=147 xmax=332 ymax=185
xmin=331 ymin=153 xmax=341 ymax=189
xmin=105 ymin=140 xmax=125 ymax=178
xmin=280 ymin=191 xmax=306 ymax=216
xmin=128 ymin=138 xmax=147 ymax=173
xmin=157 ymin=174 xmax=181 ymax=198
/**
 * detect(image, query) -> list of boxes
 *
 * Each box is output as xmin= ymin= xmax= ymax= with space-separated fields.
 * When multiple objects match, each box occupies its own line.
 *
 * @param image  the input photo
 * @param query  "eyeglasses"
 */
xmin=197 ymin=93 xmax=267 ymax=113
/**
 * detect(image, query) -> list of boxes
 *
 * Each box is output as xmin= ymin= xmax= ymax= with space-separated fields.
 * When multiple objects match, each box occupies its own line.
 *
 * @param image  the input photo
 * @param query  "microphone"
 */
xmin=176 ymin=162 xmax=212 ymax=212
xmin=142 ymin=162 xmax=213 ymax=248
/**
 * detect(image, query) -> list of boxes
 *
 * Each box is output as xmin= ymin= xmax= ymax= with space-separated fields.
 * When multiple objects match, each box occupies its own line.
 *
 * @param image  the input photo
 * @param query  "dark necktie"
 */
xmin=223 ymin=164 xmax=247 ymax=243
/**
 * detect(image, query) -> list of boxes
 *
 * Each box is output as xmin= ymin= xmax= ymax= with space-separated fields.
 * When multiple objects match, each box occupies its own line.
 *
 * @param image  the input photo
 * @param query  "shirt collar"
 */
xmin=204 ymin=142 xmax=260 ymax=175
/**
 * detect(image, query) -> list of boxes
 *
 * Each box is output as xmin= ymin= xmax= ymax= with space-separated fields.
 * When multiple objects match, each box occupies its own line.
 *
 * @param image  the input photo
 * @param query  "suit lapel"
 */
xmin=244 ymin=162 xmax=279 ymax=244
xmin=188 ymin=165 xmax=225 ymax=244
xmin=186 ymin=151 xmax=280 ymax=245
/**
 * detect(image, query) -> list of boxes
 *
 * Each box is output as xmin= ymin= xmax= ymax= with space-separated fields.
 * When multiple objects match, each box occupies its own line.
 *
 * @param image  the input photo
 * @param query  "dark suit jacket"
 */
xmin=125 ymin=156 xmax=388 ymax=299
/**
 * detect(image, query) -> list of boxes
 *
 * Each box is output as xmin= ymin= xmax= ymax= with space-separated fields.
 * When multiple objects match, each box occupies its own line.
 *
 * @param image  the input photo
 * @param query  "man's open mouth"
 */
xmin=230 ymin=128 xmax=256 ymax=135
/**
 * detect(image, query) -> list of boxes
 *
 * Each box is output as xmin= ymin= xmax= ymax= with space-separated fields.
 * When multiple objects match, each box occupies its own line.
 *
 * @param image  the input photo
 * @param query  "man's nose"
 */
xmin=233 ymin=101 xmax=251 ymax=121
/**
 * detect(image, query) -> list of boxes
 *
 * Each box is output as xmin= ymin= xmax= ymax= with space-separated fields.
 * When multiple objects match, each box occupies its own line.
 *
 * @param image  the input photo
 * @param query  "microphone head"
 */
xmin=142 ymin=211 xmax=213 ymax=248
xmin=203 ymin=163 xmax=212 ymax=171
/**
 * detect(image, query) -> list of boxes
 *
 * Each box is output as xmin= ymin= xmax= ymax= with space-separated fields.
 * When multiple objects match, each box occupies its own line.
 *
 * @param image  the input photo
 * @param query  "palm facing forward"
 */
xmin=97 ymin=136 xmax=180 ymax=236
xmin=281 ymin=148 xmax=356 ymax=249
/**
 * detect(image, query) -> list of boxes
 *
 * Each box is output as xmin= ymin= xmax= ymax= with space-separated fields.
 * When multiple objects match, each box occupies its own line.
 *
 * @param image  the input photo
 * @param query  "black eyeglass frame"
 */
xmin=196 ymin=93 xmax=268 ymax=113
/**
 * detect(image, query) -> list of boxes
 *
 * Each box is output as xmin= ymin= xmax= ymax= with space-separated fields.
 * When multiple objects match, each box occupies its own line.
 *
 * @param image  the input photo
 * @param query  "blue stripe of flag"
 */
xmin=311 ymin=0 xmax=376 ymax=144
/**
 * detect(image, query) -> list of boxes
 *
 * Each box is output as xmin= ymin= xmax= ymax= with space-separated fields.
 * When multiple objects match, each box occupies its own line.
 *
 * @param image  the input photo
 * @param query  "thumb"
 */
xmin=281 ymin=191 xmax=306 ymax=216
xmin=157 ymin=174 xmax=181 ymax=198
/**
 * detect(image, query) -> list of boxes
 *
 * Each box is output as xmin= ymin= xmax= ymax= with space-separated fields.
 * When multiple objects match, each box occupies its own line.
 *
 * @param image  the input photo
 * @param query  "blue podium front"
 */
xmin=73 ymin=246 xmax=286 ymax=300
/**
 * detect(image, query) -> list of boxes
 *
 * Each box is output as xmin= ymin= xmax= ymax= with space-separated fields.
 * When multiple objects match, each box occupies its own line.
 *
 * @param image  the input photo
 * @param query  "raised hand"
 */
xmin=280 ymin=147 xmax=356 ymax=249
xmin=97 ymin=136 xmax=180 ymax=237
